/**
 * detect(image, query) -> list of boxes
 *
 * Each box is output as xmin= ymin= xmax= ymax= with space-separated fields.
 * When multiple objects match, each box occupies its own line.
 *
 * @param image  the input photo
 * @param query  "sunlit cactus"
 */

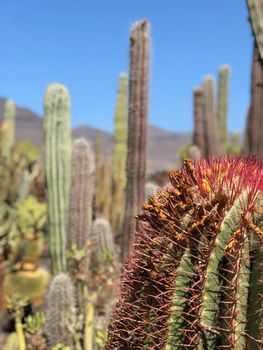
xmin=106 ymin=157 xmax=263 ymax=349
xmin=247 ymin=0 xmax=263 ymax=60
xmin=91 ymin=218 xmax=115 ymax=262
xmin=122 ymin=19 xmax=150 ymax=259
xmin=45 ymin=273 xmax=76 ymax=348
xmin=111 ymin=73 xmax=128 ymax=236
xmin=202 ymin=76 xmax=220 ymax=157
xmin=192 ymin=87 xmax=204 ymax=154
xmin=217 ymin=65 xmax=230 ymax=151
xmin=44 ymin=83 xmax=72 ymax=274
xmin=68 ymin=138 xmax=94 ymax=249
xmin=1 ymin=100 xmax=16 ymax=159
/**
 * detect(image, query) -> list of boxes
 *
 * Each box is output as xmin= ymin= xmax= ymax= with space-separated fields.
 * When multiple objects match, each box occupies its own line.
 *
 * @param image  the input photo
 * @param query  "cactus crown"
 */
xmin=106 ymin=156 xmax=263 ymax=349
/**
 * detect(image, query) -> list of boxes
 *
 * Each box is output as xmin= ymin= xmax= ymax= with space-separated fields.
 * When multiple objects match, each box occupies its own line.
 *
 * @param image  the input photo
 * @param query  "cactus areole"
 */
xmin=106 ymin=157 xmax=263 ymax=349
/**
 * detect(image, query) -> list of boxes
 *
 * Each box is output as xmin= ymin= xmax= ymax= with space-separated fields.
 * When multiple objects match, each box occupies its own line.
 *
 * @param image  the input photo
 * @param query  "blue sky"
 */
xmin=0 ymin=1 xmax=253 ymax=133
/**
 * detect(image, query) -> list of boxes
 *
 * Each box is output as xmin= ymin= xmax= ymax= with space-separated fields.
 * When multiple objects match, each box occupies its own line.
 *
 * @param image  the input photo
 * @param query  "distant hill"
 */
xmin=0 ymin=98 xmax=191 ymax=174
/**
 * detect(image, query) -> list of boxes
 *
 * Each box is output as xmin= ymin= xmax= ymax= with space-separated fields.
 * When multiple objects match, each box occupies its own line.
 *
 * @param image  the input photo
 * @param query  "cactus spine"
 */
xmin=45 ymin=273 xmax=76 ymax=348
xmin=1 ymin=100 xmax=16 ymax=159
xmin=202 ymin=76 xmax=220 ymax=157
xmin=111 ymin=73 xmax=128 ymax=236
xmin=68 ymin=139 xmax=94 ymax=248
xmin=192 ymin=87 xmax=204 ymax=154
xmin=217 ymin=65 xmax=230 ymax=151
xmin=44 ymin=84 xmax=72 ymax=274
xmin=106 ymin=157 xmax=263 ymax=349
xmin=122 ymin=19 xmax=150 ymax=259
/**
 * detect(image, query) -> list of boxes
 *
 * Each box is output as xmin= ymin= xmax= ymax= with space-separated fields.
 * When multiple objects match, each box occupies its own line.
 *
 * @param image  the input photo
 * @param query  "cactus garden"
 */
xmin=0 ymin=1 xmax=263 ymax=349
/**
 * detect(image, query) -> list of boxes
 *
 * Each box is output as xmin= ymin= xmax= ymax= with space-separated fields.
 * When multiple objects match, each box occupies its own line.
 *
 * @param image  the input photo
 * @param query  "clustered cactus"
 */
xmin=106 ymin=157 xmax=263 ymax=349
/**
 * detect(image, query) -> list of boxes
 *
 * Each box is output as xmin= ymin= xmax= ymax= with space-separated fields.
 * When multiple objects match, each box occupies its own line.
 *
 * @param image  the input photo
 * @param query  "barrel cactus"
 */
xmin=105 ymin=156 xmax=263 ymax=349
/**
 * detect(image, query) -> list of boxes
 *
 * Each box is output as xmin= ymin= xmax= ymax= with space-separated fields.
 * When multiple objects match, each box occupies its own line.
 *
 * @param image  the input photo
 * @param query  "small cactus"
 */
xmin=45 ymin=273 xmax=76 ymax=348
xmin=188 ymin=144 xmax=202 ymax=161
xmin=145 ymin=182 xmax=158 ymax=201
xmin=91 ymin=218 xmax=115 ymax=262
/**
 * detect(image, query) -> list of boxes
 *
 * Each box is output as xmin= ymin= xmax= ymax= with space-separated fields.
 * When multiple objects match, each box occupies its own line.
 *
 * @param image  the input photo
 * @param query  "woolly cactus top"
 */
xmin=106 ymin=156 xmax=263 ymax=349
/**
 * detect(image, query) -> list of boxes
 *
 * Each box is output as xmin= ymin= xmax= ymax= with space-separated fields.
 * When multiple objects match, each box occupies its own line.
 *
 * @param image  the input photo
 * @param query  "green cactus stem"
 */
xmin=202 ymin=76 xmax=220 ymax=157
xmin=122 ymin=19 xmax=150 ymax=259
xmin=44 ymin=83 xmax=72 ymax=274
xmin=111 ymin=73 xmax=128 ymax=236
xmin=192 ymin=87 xmax=204 ymax=154
xmin=105 ymin=157 xmax=263 ymax=349
xmin=1 ymin=100 xmax=16 ymax=159
xmin=91 ymin=218 xmax=115 ymax=262
xmin=217 ymin=65 xmax=230 ymax=151
xmin=247 ymin=0 xmax=263 ymax=60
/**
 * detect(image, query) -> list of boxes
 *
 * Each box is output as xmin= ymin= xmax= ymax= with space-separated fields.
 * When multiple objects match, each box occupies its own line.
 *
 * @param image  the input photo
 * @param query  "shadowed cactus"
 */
xmin=111 ymin=73 xmax=128 ymax=236
xmin=45 ymin=273 xmax=76 ymax=349
xmin=105 ymin=157 xmax=263 ymax=349
xmin=44 ymin=83 xmax=72 ymax=274
xmin=122 ymin=19 xmax=150 ymax=259
xmin=202 ymin=76 xmax=220 ymax=157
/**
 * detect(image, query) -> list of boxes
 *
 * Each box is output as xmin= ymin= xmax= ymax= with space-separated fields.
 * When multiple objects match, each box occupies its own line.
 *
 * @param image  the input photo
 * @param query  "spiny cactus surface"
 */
xmin=106 ymin=156 xmax=263 ymax=349
xmin=44 ymin=83 xmax=72 ymax=274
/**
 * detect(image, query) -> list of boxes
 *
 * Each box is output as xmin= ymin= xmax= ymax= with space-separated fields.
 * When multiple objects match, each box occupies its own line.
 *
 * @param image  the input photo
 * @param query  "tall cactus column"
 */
xmin=44 ymin=84 xmax=72 ymax=275
xmin=217 ymin=65 xmax=230 ymax=152
xmin=1 ymin=100 xmax=16 ymax=159
xmin=111 ymin=73 xmax=128 ymax=237
xmin=192 ymin=87 xmax=204 ymax=155
xmin=122 ymin=19 xmax=150 ymax=259
xmin=202 ymin=76 xmax=220 ymax=157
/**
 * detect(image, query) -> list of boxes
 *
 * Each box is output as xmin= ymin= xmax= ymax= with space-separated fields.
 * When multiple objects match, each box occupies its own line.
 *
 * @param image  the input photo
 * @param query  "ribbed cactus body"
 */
xmin=246 ymin=44 xmax=263 ymax=161
xmin=247 ymin=0 xmax=263 ymax=60
xmin=1 ymin=100 xmax=16 ymax=159
xmin=44 ymin=84 xmax=72 ymax=274
xmin=45 ymin=273 xmax=76 ymax=348
xmin=111 ymin=73 xmax=128 ymax=236
xmin=91 ymin=218 xmax=115 ymax=260
xmin=217 ymin=65 xmax=230 ymax=150
xmin=68 ymin=139 xmax=94 ymax=248
xmin=192 ymin=87 xmax=204 ymax=154
xmin=202 ymin=76 xmax=220 ymax=157
xmin=106 ymin=157 xmax=263 ymax=349
xmin=122 ymin=19 xmax=150 ymax=259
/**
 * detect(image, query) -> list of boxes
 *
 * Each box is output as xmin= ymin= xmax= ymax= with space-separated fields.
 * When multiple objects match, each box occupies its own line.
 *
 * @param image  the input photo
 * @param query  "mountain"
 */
xmin=0 ymin=98 xmax=191 ymax=174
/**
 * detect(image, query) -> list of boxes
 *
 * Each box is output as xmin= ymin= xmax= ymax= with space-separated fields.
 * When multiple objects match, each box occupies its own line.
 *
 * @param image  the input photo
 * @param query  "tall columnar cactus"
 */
xmin=111 ymin=73 xmax=128 ymax=236
xmin=247 ymin=0 xmax=263 ymax=60
xmin=68 ymin=138 xmax=94 ymax=249
xmin=192 ymin=87 xmax=204 ymax=154
xmin=217 ymin=65 xmax=230 ymax=151
xmin=45 ymin=273 xmax=76 ymax=348
xmin=91 ymin=218 xmax=115 ymax=261
xmin=106 ymin=157 xmax=263 ymax=349
xmin=1 ymin=100 xmax=16 ymax=159
xmin=100 ymin=156 xmax=111 ymax=220
xmin=95 ymin=130 xmax=102 ymax=218
xmin=44 ymin=84 xmax=72 ymax=275
xmin=202 ymin=76 xmax=220 ymax=157
xmin=122 ymin=19 xmax=150 ymax=259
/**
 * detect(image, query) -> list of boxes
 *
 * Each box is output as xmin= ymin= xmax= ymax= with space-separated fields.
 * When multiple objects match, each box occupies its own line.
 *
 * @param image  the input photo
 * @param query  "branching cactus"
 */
xmin=111 ymin=73 xmax=128 ymax=236
xmin=202 ymin=76 xmax=220 ymax=157
xmin=44 ymin=83 xmax=72 ymax=274
xmin=122 ymin=19 xmax=150 ymax=259
xmin=192 ymin=87 xmax=204 ymax=155
xmin=217 ymin=65 xmax=230 ymax=151
xmin=45 ymin=273 xmax=76 ymax=349
xmin=1 ymin=100 xmax=16 ymax=159
xmin=105 ymin=157 xmax=263 ymax=349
